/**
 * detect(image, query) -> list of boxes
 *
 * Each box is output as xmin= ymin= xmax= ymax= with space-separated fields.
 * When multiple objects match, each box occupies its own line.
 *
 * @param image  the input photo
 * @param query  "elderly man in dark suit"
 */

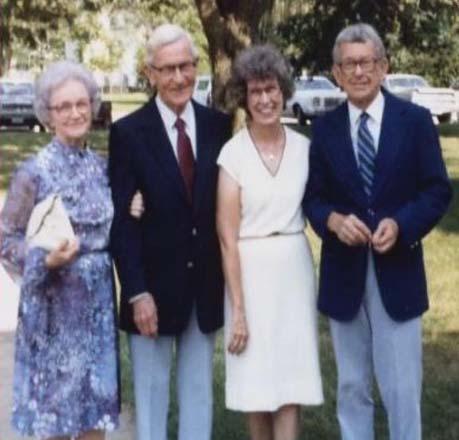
xmin=108 ymin=23 xmax=231 ymax=440
xmin=303 ymin=23 xmax=451 ymax=440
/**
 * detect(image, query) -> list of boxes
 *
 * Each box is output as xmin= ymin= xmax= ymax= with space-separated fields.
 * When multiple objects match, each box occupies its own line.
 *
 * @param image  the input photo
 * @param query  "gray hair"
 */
xmin=34 ymin=60 xmax=101 ymax=128
xmin=145 ymin=23 xmax=199 ymax=66
xmin=230 ymin=44 xmax=294 ymax=112
xmin=332 ymin=23 xmax=386 ymax=64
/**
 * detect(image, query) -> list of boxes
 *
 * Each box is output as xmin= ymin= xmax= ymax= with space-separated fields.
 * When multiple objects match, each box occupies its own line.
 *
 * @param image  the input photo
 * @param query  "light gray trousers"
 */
xmin=330 ymin=254 xmax=422 ymax=440
xmin=129 ymin=308 xmax=216 ymax=440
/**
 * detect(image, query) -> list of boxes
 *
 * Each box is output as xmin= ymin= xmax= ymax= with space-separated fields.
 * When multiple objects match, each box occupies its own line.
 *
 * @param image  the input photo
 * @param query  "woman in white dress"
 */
xmin=217 ymin=45 xmax=323 ymax=440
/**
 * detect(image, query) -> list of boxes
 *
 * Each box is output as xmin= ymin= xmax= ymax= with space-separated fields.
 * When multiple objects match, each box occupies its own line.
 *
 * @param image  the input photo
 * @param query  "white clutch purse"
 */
xmin=26 ymin=194 xmax=76 ymax=251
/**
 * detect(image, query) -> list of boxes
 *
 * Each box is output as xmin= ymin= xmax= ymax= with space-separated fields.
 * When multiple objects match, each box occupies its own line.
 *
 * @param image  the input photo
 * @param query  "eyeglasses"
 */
xmin=150 ymin=61 xmax=197 ymax=79
xmin=248 ymin=84 xmax=281 ymax=101
xmin=48 ymin=99 xmax=91 ymax=118
xmin=338 ymin=58 xmax=381 ymax=74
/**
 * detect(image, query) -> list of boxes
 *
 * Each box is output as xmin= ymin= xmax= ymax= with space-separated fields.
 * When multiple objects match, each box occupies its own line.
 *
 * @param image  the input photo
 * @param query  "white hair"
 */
xmin=34 ymin=60 xmax=100 ymax=128
xmin=145 ymin=23 xmax=199 ymax=66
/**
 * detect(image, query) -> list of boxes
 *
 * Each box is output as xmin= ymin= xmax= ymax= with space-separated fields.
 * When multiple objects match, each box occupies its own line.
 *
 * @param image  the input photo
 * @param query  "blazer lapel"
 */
xmin=371 ymin=92 xmax=404 ymax=203
xmin=329 ymin=105 xmax=367 ymax=204
xmin=140 ymin=99 xmax=189 ymax=202
xmin=192 ymin=103 xmax=213 ymax=215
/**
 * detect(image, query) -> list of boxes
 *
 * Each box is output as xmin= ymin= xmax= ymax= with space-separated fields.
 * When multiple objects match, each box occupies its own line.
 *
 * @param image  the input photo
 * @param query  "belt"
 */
xmin=239 ymin=231 xmax=304 ymax=241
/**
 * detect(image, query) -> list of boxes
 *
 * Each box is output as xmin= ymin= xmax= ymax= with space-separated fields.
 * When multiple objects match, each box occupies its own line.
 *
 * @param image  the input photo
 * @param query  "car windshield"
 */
xmin=388 ymin=77 xmax=429 ymax=88
xmin=295 ymin=78 xmax=336 ymax=90
xmin=0 ymin=82 xmax=13 ymax=94
xmin=2 ymin=83 xmax=34 ymax=95
xmin=196 ymin=79 xmax=210 ymax=91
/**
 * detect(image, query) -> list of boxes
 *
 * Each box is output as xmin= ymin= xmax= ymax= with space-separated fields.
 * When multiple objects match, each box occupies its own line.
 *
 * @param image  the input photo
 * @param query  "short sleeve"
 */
xmin=217 ymin=138 xmax=242 ymax=184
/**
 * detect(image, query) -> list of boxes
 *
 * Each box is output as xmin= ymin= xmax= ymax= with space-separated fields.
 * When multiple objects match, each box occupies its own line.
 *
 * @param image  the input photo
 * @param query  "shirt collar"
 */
xmin=348 ymin=90 xmax=385 ymax=127
xmin=155 ymin=94 xmax=194 ymax=131
xmin=52 ymin=137 xmax=89 ymax=157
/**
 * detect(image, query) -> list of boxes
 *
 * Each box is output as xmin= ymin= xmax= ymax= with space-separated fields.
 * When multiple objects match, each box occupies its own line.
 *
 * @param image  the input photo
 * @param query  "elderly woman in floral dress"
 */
xmin=0 ymin=60 xmax=119 ymax=440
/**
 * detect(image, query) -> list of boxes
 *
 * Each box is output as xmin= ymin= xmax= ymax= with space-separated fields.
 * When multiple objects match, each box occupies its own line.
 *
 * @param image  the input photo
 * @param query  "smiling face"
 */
xmin=146 ymin=37 xmax=197 ymax=115
xmin=246 ymin=77 xmax=284 ymax=127
xmin=333 ymin=40 xmax=388 ymax=110
xmin=48 ymin=79 xmax=92 ymax=147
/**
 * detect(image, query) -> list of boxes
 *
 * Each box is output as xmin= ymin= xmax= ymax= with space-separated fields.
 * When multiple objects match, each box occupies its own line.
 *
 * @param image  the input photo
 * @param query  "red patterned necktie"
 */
xmin=175 ymin=117 xmax=195 ymax=201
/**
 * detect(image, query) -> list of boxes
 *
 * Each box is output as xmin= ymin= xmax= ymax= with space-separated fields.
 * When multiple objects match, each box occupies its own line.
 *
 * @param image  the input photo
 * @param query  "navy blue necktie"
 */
xmin=357 ymin=112 xmax=376 ymax=196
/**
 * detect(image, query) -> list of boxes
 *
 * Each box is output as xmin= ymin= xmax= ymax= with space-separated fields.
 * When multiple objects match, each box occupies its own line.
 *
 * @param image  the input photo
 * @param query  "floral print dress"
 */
xmin=0 ymin=139 xmax=119 ymax=439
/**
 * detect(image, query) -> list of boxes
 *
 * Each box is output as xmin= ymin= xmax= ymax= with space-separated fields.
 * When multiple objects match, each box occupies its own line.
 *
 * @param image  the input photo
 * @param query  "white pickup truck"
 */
xmin=383 ymin=73 xmax=459 ymax=123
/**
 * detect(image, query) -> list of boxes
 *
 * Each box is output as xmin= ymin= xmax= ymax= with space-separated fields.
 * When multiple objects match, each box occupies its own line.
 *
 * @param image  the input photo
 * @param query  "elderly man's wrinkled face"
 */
xmin=48 ymin=79 xmax=92 ymax=147
xmin=147 ymin=37 xmax=197 ymax=115
xmin=333 ymin=40 xmax=388 ymax=110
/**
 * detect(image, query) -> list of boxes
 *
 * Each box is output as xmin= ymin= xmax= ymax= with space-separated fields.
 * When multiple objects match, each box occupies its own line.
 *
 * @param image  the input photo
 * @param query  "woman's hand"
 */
xmin=228 ymin=308 xmax=249 ymax=355
xmin=130 ymin=190 xmax=145 ymax=219
xmin=45 ymin=239 xmax=80 ymax=269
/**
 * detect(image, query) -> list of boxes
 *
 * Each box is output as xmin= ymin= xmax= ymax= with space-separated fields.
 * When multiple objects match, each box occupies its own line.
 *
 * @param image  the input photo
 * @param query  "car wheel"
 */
xmin=293 ymin=105 xmax=307 ymax=126
xmin=438 ymin=113 xmax=451 ymax=124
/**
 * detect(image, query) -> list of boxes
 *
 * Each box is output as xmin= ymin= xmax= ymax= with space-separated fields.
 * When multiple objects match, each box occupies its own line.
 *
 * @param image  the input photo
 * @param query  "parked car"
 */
xmin=383 ymin=73 xmax=459 ymax=123
xmin=193 ymin=74 xmax=212 ymax=107
xmin=0 ymin=79 xmax=112 ymax=130
xmin=284 ymin=76 xmax=347 ymax=125
xmin=0 ymin=80 xmax=43 ymax=131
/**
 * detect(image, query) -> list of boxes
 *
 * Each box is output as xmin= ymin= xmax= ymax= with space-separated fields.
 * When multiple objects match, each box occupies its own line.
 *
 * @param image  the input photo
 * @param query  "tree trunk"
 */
xmin=0 ymin=1 xmax=12 ymax=76
xmin=194 ymin=0 xmax=274 ymax=112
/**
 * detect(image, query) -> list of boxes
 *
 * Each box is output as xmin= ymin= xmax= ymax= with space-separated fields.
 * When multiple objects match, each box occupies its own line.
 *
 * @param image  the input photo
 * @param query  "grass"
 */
xmin=1 ymin=124 xmax=458 ymax=439
xmin=103 ymin=92 xmax=148 ymax=114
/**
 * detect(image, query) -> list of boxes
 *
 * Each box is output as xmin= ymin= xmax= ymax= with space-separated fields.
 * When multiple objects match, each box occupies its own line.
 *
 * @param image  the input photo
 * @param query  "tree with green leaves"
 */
xmin=0 ymin=0 xmax=107 ymax=75
xmin=193 ymin=0 xmax=275 ymax=108
xmin=126 ymin=0 xmax=277 ymax=109
xmin=274 ymin=0 xmax=459 ymax=85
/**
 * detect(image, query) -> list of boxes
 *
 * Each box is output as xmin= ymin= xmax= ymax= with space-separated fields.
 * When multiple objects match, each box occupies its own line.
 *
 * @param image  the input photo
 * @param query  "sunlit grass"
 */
xmin=1 ymin=129 xmax=457 ymax=439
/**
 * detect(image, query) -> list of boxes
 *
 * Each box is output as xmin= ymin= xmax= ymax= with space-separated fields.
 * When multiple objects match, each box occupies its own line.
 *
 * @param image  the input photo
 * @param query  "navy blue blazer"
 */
xmin=108 ymin=98 xmax=232 ymax=335
xmin=303 ymin=90 xmax=452 ymax=322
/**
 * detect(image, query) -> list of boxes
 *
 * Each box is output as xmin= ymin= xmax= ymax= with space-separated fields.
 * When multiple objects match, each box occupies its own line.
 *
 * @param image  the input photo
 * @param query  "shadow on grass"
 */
xmin=436 ymin=178 xmax=459 ymax=234
xmin=422 ymin=330 xmax=459 ymax=439
xmin=438 ymin=123 xmax=459 ymax=138
xmin=0 ymin=131 xmax=109 ymax=190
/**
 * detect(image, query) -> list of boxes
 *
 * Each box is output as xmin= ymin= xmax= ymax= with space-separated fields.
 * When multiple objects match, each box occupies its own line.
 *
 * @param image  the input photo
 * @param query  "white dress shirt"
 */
xmin=347 ymin=91 xmax=385 ymax=164
xmin=155 ymin=95 xmax=197 ymax=159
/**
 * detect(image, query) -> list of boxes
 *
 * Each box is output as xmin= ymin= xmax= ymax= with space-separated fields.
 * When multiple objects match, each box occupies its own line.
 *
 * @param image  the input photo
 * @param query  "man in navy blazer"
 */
xmin=303 ymin=24 xmax=451 ymax=440
xmin=108 ymin=24 xmax=231 ymax=440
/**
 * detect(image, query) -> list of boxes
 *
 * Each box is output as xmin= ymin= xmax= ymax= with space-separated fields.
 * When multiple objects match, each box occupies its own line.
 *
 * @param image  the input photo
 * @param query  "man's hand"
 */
xmin=372 ymin=218 xmax=399 ymax=254
xmin=133 ymin=294 xmax=158 ymax=337
xmin=327 ymin=212 xmax=372 ymax=246
xmin=130 ymin=190 xmax=145 ymax=219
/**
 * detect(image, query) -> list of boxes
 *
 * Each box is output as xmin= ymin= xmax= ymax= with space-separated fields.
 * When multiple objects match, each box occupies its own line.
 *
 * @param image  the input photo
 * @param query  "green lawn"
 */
xmin=103 ymin=92 xmax=149 ymax=114
xmin=1 ymin=126 xmax=458 ymax=439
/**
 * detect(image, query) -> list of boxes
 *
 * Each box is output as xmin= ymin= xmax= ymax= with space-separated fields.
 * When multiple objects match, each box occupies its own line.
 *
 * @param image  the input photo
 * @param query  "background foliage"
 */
xmin=2 ymin=0 xmax=458 ymax=88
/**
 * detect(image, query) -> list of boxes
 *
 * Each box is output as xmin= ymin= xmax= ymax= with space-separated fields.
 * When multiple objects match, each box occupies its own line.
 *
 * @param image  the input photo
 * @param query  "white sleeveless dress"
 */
xmin=217 ymin=126 xmax=324 ymax=411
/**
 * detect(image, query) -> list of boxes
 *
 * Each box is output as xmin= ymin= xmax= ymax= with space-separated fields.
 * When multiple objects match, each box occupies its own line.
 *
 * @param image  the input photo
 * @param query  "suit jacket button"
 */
xmin=192 ymin=227 xmax=197 ymax=236
xmin=187 ymin=261 xmax=194 ymax=269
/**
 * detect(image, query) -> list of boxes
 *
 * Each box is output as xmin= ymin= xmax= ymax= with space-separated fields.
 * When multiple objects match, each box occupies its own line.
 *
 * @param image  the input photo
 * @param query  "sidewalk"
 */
xmin=0 ymin=197 xmax=135 ymax=439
